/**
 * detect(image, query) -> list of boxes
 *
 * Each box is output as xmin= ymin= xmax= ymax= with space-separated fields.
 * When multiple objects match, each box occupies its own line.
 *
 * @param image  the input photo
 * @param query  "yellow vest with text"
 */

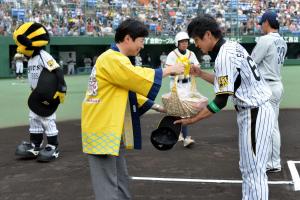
xmin=81 ymin=48 xmax=162 ymax=156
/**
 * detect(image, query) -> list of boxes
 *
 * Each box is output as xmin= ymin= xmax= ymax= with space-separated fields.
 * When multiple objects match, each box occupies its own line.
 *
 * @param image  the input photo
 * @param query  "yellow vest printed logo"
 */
xmin=87 ymin=68 xmax=98 ymax=96
xmin=218 ymin=75 xmax=229 ymax=90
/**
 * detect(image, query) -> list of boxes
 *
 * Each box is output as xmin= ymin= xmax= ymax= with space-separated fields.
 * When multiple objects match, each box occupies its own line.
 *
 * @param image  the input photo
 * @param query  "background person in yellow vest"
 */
xmin=165 ymin=31 xmax=200 ymax=147
xmin=81 ymin=19 xmax=184 ymax=200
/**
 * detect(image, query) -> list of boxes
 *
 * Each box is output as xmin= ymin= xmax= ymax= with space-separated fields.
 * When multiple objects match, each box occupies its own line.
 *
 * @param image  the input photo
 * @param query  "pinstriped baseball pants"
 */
xmin=29 ymin=110 xmax=58 ymax=136
xmin=266 ymin=80 xmax=283 ymax=170
xmin=237 ymin=102 xmax=275 ymax=200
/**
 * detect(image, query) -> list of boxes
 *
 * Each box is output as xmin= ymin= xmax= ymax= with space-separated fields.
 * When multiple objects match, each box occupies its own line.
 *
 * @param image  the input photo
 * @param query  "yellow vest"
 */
xmin=81 ymin=48 xmax=162 ymax=156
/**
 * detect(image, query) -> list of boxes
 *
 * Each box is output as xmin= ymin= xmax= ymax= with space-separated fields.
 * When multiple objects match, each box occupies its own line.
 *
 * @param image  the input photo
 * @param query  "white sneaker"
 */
xmin=178 ymin=132 xmax=184 ymax=142
xmin=183 ymin=136 xmax=195 ymax=147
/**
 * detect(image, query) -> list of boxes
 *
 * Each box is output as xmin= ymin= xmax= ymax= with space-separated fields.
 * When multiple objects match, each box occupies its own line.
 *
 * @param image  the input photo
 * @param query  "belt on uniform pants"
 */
xmin=265 ymin=79 xmax=275 ymax=82
xmin=234 ymin=105 xmax=246 ymax=112
xmin=178 ymin=77 xmax=191 ymax=83
xmin=234 ymin=105 xmax=259 ymax=112
xmin=170 ymin=77 xmax=191 ymax=83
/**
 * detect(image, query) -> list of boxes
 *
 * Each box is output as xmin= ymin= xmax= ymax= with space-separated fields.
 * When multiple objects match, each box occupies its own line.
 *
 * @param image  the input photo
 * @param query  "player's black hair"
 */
xmin=187 ymin=14 xmax=222 ymax=39
xmin=115 ymin=19 xmax=149 ymax=43
xmin=267 ymin=19 xmax=279 ymax=30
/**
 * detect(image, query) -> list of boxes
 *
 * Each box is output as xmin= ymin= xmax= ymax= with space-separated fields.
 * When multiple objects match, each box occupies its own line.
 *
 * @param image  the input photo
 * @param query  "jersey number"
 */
xmin=277 ymin=47 xmax=285 ymax=64
xmin=247 ymin=56 xmax=261 ymax=81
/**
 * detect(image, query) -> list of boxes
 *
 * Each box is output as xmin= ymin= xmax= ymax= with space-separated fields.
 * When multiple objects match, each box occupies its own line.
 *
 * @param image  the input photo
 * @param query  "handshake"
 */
xmin=163 ymin=63 xmax=202 ymax=77
xmin=163 ymin=63 xmax=185 ymax=76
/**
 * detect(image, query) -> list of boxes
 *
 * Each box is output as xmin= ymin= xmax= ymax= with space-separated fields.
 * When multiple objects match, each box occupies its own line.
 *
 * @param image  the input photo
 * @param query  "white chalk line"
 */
xmin=131 ymin=160 xmax=300 ymax=191
xmin=131 ymin=176 xmax=293 ymax=185
xmin=11 ymin=82 xmax=27 ymax=85
xmin=287 ymin=160 xmax=300 ymax=191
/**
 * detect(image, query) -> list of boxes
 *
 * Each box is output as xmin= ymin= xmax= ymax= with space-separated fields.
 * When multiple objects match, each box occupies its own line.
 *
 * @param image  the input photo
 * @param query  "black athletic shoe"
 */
xmin=15 ymin=141 xmax=41 ymax=159
xmin=266 ymin=168 xmax=281 ymax=173
xmin=37 ymin=144 xmax=59 ymax=162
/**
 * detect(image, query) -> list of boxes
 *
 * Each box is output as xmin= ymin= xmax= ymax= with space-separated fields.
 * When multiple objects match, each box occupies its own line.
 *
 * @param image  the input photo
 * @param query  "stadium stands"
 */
xmin=0 ymin=0 xmax=299 ymax=36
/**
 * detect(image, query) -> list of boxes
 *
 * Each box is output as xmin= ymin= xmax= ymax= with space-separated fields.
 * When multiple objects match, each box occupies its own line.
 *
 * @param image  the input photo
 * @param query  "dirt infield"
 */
xmin=0 ymin=110 xmax=300 ymax=200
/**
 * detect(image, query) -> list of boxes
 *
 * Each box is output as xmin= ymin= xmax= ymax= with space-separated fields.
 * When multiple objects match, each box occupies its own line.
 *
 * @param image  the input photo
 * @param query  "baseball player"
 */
xmin=165 ymin=31 xmax=200 ymax=147
xmin=13 ymin=22 xmax=67 ymax=162
xmin=175 ymin=15 xmax=275 ymax=200
xmin=251 ymin=10 xmax=287 ymax=173
xmin=67 ymin=52 xmax=76 ymax=75
xmin=14 ymin=52 xmax=26 ymax=79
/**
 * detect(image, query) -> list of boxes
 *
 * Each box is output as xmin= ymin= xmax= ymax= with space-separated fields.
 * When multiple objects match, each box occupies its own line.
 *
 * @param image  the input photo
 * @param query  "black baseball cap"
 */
xmin=28 ymin=68 xmax=60 ymax=117
xmin=151 ymin=116 xmax=182 ymax=151
xmin=259 ymin=11 xmax=279 ymax=29
xmin=28 ymin=89 xmax=60 ymax=117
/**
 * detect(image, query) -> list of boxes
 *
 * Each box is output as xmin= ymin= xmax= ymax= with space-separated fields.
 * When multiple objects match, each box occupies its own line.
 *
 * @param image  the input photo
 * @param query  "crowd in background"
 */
xmin=1 ymin=0 xmax=300 ymax=37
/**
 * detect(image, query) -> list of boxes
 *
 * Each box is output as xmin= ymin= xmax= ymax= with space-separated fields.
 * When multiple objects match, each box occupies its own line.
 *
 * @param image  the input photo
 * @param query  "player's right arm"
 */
xmin=251 ymin=36 xmax=269 ymax=64
xmin=175 ymin=46 xmax=233 ymax=126
xmin=190 ymin=65 xmax=214 ymax=84
xmin=175 ymin=93 xmax=229 ymax=125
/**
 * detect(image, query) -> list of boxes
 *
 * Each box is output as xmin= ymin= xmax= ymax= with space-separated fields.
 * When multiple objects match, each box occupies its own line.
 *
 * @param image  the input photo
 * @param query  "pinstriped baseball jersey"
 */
xmin=214 ymin=41 xmax=272 ymax=107
xmin=212 ymin=39 xmax=275 ymax=200
xmin=27 ymin=50 xmax=60 ymax=89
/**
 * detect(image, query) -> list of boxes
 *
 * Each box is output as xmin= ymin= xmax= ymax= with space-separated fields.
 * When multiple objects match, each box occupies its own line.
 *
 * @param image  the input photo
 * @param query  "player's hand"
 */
xmin=174 ymin=117 xmax=197 ymax=126
xmin=190 ymin=64 xmax=203 ymax=77
xmin=53 ymin=91 xmax=66 ymax=103
xmin=151 ymin=104 xmax=166 ymax=113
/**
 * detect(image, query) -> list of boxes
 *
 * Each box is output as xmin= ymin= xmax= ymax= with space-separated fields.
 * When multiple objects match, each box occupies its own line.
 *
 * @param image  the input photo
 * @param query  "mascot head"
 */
xmin=13 ymin=22 xmax=49 ymax=57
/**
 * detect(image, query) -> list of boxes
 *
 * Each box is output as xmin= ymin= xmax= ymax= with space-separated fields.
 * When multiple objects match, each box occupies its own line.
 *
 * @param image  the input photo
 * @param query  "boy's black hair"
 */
xmin=187 ymin=15 xmax=222 ymax=39
xmin=115 ymin=19 xmax=149 ymax=43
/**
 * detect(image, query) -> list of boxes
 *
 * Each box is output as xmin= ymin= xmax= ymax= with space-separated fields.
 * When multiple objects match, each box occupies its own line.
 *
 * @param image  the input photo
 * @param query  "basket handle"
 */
xmin=172 ymin=56 xmax=190 ymax=93
xmin=176 ymin=56 xmax=190 ymax=77
xmin=190 ymin=76 xmax=197 ymax=92
xmin=171 ymin=75 xmax=179 ymax=93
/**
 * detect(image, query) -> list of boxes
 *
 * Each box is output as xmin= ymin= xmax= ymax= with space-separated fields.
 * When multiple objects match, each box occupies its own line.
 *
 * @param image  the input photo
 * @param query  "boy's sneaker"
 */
xmin=37 ymin=144 xmax=59 ymax=162
xmin=183 ymin=136 xmax=195 ymax=147
xmin=178 ymin=132 xmax=184 ymax=142
xmin=15 ymin=141 xmax=41 ymax=159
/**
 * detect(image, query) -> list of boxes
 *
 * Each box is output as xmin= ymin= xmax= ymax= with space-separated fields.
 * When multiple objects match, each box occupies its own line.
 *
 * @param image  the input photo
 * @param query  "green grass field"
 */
xmin=0 ymin=66 xmax=299 ymax=128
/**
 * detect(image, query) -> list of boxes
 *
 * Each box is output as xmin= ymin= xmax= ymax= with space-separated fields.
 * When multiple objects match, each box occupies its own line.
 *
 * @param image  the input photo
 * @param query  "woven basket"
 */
xmin=162 ymin=76 xmax=208 ymax=118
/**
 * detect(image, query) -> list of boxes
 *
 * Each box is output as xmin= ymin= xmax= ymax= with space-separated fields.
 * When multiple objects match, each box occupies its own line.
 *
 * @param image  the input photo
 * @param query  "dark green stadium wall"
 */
xmin=1 ymin=36 xmax=300 ymax=77
xmin=0 ymin=36 xmax=13 ymax=77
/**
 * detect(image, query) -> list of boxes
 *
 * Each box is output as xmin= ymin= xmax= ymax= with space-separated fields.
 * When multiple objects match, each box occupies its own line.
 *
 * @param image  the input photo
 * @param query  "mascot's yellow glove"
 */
xmin=53 ymin=67 xmax=67 ymax=103
xmin=53 ymin=91 xmax=66 ymax=103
